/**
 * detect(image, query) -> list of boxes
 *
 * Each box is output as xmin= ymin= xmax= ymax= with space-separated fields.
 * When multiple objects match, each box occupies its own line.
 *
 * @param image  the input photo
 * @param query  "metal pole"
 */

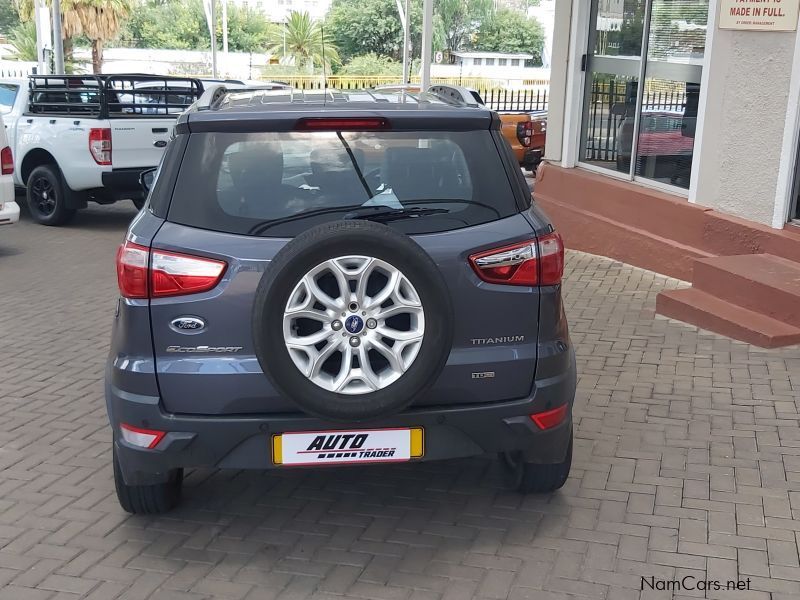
xmin=221 ymin=0 xmax=228 ymax=76
xmin=420 ymin=0 xmax=433 ymax=91
xmin=34 ymin=0 xmax=45 ymax=74
xmin=402 ymin=0 xmax=410 ymax=84
xmin=52 ymin=0 xmax=64 ymax=73
xmin=210 ymin=0 xmax=218 ymax=78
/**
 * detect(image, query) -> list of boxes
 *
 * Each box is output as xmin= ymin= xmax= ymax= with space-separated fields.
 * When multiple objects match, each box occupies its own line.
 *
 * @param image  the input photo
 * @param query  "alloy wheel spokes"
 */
xmin=283 ymin=255 xmax=425 ymax=395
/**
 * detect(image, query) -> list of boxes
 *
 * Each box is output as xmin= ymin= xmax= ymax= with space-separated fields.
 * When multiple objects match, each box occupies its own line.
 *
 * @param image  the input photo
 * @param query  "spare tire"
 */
xmin=252 ymin=220 xmax=453 ymax=422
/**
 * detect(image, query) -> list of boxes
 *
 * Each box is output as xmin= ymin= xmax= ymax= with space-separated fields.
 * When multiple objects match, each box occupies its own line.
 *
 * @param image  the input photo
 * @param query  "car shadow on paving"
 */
xmin=0 ymin=205 xmax=799 ymax=599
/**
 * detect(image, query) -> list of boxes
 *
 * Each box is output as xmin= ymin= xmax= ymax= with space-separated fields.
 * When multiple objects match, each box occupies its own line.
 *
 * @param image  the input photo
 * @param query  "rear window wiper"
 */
xmin=343 ymin=206 xmax=449 ymax=223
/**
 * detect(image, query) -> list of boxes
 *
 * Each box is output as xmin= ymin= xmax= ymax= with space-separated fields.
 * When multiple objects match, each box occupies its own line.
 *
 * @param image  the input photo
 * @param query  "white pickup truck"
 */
xmin=0 ymin=74 xmax=203 ymax=225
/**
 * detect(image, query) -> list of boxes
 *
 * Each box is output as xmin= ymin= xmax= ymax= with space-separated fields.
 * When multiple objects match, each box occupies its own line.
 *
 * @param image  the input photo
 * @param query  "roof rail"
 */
xmin=196 ymin=83 xmax=228 ymax=110
xmin=427 ymin=84 xmax=481 ymax=107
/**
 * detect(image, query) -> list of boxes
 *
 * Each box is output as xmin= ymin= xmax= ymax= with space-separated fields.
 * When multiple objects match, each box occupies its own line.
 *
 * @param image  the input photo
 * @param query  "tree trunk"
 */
xmin=64 ymin=38 xmax=74 ymax=74
xmin=91 ymin=40 xmax=103 ymax=74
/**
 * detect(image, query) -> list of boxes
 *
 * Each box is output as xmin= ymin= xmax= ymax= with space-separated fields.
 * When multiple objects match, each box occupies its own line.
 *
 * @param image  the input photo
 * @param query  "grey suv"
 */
xmin=107 ymin=87 xmax=576 ymax=514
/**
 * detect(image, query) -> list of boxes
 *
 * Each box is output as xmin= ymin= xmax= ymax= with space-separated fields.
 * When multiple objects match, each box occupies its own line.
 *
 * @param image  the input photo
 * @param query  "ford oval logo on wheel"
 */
xmin=170 ymin=317 xmax=206 ymax=333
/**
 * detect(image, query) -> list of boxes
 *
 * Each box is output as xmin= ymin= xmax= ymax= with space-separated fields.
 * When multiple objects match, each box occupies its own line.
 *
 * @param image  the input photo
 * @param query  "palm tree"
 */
xmin=8 ymin=21 xmax=38 ymax=62
xmin=70 ymin=0 xmax=131 ymax=73
xmin=14 ymin=0 xmax=130 ymax=73
xmin=267 ymin=10 xmax=339 ymax=74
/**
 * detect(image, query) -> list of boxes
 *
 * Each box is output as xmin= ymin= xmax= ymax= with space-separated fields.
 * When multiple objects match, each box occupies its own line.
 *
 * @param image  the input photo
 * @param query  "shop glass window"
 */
xmin=580 ymin=0 xmax=709 ymax=191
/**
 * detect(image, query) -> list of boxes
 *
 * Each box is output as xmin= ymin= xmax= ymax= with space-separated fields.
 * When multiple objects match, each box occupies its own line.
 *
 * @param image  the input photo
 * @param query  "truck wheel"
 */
xmin=503 ymin=430 xmax=573 ymax=493
xmin=26 ymin=164 xmax=77 ymax=226
xmin=113 ymin=445 xmax=183 ymax=515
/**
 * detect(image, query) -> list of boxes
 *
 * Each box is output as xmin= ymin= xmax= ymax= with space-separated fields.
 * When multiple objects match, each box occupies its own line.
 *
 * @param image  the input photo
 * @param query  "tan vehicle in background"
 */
xmin=375 ymin=84 xmax=547 ymax=173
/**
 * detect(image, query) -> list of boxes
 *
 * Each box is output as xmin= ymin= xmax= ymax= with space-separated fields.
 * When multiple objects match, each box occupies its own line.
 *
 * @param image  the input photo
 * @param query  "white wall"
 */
xmin=692 ymin=18 xmax=797 ymax=226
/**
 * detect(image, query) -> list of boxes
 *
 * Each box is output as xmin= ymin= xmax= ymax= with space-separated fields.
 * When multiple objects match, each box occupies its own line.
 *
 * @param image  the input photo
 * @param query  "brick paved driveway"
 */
xmin=1 ymin=202 xmax=799 ymax=600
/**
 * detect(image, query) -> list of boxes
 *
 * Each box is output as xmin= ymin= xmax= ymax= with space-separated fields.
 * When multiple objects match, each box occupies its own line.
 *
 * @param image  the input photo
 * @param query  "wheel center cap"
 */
xmin=344 ymin=315 xmax=364 ymax=334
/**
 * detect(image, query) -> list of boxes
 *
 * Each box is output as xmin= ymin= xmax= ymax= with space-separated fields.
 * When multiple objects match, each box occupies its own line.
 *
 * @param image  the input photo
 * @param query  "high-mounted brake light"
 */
xmin=115 ymin=240 xmax=227 ymax=299
xmin=1 ymin=146 xmax=13 ymax=175
xmin=89 ymin=127 xmax=112 ymax=165
xmin=469 ymin=232 xmax=564 ymax=287
xmin=294 ymin=117 xmax=389 ymax=131
xmin=120 ymin=423 xmax=166 ymax=449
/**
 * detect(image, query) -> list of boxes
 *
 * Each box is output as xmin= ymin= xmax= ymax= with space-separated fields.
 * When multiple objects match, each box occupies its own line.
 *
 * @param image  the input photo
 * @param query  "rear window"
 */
xmin=167 ymin=130 xmax=518 ymax=237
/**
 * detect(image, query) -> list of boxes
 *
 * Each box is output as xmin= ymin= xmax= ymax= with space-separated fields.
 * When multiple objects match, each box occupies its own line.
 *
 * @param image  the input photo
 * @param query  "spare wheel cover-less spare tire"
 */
xmin=252 ymin=220 xmax=453 ymax=422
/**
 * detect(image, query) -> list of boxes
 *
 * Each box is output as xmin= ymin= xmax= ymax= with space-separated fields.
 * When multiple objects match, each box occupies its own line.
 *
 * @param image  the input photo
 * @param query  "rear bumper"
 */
xmin=0 ymin=200 xmax=20 ymax=226
xmin=100 ymin=168 xmax=147 ymax=200
xmin=108 ymin=349 xmax=576 ymax=485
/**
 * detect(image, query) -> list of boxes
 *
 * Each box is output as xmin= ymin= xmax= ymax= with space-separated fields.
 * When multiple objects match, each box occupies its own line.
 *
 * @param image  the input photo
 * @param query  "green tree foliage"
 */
xmin=338 ymin=53 xmax=399 ymax=75
xmin=8 ymin=20 xmax=37 ymax=61
xmin=119 ymin=0 xmax=273 ymax=53
xmin=0 ymin=0 xmax=20 ymax=35
xmin=434 ymin=0 xmax=491 ymax=54
xmin=226 ymin=2 xmax=274 ymax=52
xmin=473 ymin=8 xmax=544 ymax=64
xmin=327 ymin=0 xmax=419 ymax=63
xmin=267 ymin=10 xmax=339 ymax=72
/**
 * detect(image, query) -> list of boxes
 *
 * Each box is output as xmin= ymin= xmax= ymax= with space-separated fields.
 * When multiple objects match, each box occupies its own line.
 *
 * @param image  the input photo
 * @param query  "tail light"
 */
xmin=89 ymin=127 xmax=112 ymax=165
xmin=1 ymin=146 xmax=13 ymax=175
xmin=116 ymin=240 xmax=227 ymax=299
xmin=516 ymin=121 xmax=534 ymax=147
xmin=469 ymin=232 xmax=564 ymax=287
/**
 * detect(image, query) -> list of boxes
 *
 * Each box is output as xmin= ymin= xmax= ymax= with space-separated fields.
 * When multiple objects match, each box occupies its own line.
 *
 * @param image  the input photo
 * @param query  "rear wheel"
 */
xmin=26 ymin=164 xmax=76 ymax=226
xmin=503 ymin=430 xmax=573 ymax=493
xmin=113 ymin=446 xmax=183 ymax=514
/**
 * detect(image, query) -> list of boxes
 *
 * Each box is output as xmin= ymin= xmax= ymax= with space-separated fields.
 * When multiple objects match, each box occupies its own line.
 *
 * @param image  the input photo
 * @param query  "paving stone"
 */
xmin=1 ymin=205 xmax=799 ymax=599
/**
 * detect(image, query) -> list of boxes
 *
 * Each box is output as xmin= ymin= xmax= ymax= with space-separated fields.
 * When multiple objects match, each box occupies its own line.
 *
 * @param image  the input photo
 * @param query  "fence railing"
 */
xmin=482 ymin=88 xmax=548 ymax=112
xmin=276 ymin=75 xmax=549 ymax=90
xmin=273 ymin=76 xmax=550 ymax=112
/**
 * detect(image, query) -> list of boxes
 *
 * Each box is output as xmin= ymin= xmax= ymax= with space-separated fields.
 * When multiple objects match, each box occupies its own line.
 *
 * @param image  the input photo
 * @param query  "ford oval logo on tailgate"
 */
xmin=170 ymin=317 xmax=205 ymax=333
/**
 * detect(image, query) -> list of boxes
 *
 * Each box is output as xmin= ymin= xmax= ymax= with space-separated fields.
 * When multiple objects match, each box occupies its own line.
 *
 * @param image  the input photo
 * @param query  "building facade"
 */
xmin=540 ymin=0 xmax=800 ymax=346
xmin=545 ymin=0 xmax=800 ymax=228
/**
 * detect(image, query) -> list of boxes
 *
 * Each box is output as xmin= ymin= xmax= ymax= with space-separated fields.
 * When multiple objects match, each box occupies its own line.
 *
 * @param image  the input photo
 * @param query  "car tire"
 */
xmin=26 ymin=164 xmax=77 ymax=226
xmin=504 ymin=430 xmax=573 ymax=494
xmin=252 ymin=219 xmax=453 ymax=422
xmin=113 ymin=446 xmax=183 ymax=514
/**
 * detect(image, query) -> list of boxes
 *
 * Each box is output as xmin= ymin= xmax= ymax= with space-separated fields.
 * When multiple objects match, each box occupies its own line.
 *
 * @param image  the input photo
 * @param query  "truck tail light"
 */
xmin=469 ymin=232 xmax=564 ymax=287
xmin=1 ymin=146 xmax=13 ymax=175
xmin=116 ymin=240 xmax=227 ymax=299
xmin=89 ymin=127 xmax=112 ymax=165
xmin=516 ymin=121 xmax=534 ymax=147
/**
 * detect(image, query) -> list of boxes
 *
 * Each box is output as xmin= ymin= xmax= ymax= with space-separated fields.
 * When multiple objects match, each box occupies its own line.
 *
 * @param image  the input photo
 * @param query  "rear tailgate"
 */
xmin=110 ymin=119 xmax=174 ymax=169
xmin=105 ymin=76 xmax=202 ymax=169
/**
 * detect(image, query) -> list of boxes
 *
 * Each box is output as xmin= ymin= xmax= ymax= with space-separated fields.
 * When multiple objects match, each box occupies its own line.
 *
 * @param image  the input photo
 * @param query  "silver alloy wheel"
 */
xmin=283 ymin=255 xmax=425 ymax=395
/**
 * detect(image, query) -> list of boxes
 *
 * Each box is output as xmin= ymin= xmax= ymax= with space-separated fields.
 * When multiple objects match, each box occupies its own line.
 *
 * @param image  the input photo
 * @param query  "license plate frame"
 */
xmin=272 ymin=427 xmax=424 ymax=466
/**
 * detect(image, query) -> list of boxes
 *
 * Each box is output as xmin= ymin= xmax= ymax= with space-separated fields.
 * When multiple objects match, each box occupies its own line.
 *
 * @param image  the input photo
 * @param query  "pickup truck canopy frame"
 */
xmin=26 ymin=74 xmax=204 ymax=118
